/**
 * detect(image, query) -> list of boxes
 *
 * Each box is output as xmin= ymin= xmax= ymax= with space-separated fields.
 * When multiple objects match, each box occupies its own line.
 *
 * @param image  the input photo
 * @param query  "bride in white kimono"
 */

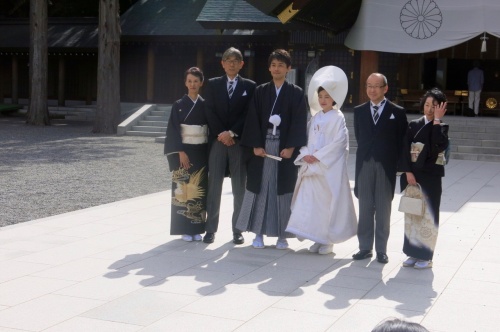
xmin=286 ymin=66 xmax=357 ymax=254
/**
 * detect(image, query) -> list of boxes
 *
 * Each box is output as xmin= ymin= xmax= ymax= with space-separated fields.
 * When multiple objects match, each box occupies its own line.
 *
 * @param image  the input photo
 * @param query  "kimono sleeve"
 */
xmin=430 ymin=122 xmax=449 ymax=156
xmin=240 ymin=87 xmax=265 ymax=148
xmin=164 ymin=101 xmax=183 ymax=155
xmin=285 ymin=86 xmax=308 ymax=148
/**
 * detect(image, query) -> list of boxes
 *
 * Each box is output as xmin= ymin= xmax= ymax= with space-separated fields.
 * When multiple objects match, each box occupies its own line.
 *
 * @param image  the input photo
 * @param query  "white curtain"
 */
xmin=345 ymin=0 xmax=500 ymax=53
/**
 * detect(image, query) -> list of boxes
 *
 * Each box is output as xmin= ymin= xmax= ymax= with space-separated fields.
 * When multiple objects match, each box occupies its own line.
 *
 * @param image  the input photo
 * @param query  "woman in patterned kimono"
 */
xmin=399 ymin=88 xmax=449 ymax=269
xmin=164 ymin=67 xmax=208 ymax=242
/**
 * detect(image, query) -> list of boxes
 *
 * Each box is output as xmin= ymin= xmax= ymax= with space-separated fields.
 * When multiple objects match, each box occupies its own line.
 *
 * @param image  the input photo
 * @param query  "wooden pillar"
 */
xmin=86 ymin=61 xmax=93 ymax=105
xmin=146 ymin=44 xmax=155 ymax=103
xmin=58 ymin=56 xmax=65 ymax=106
xmin=358 ymin=51 xmax=379 ymax=104
xmin=246 ymin=54 xmax=255 ymax=80
xmin=11 ymin=55 xmax=19 ymax=104
xmin=277 ymin=31 xmax=289 ymax=49
xmin=196 ymin=47 xmax=204 ymax=70
xmin=0 ymin=59 xmax=4 ymax=103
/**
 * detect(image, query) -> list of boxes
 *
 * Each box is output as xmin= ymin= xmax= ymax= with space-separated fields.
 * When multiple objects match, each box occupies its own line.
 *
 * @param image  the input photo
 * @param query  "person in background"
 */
xmin=164 ymin=67 xmax=208 ymax=242
xmin=399 ymin=88 xmax=449 ymax=269
xmin=371 ymin=318 xmax=429 ymax=332
xmin=202 ymin=47 xmax=256 ymax=245
xmin=236 ymin=49 xmax=307 ymax=250
xmin=352 ymin=73 xmax=408 ymax=264
xmin=286 ymin=66 xmax=357 ymax=255
xmin=467 ymin=60 xmax=484 ymax=117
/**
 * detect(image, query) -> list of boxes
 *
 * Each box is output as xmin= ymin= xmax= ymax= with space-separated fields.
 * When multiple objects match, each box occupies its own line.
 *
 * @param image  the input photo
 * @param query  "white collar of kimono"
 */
xmin=316 ymin=109 xmax=334 ymax=123
xmin=188 ymin=95 xmax=200 ymax=103
xmin=270 ymin=84 xmax=284 ymax=116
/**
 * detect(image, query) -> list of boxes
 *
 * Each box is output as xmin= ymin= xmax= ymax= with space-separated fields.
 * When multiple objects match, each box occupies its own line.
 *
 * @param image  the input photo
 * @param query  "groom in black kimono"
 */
xmin=203 ymin=47 xmax=256 ymax=244
xmin=235 ymin=49 xmax=307 ymax=249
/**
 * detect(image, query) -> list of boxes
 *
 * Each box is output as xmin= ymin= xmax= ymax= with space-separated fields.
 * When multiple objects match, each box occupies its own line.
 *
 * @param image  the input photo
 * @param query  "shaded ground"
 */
xmin=0 ymin=115 xmax=171 ymax=226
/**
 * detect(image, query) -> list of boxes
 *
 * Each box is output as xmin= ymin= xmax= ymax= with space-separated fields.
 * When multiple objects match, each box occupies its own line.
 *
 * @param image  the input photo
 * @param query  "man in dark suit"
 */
xmin=203 ymin=47 xmax=256 ymax=244
xmin=352 ymin=73 xmax=407 ymax=263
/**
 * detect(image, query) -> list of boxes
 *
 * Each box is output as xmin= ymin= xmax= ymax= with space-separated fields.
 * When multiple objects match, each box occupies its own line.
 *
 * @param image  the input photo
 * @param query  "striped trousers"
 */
xmin=236 ymin=130 xmax=293 ymax=238
xmin=205 ymin=139 xmax=246 ymax=234
xmin=356 ymin=158 xmax=395 ymax=253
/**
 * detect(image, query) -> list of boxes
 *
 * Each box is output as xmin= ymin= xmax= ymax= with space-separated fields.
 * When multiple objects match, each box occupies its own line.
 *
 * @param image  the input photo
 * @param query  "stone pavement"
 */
xmin=0 ymin=157 xmax=499 ymax=332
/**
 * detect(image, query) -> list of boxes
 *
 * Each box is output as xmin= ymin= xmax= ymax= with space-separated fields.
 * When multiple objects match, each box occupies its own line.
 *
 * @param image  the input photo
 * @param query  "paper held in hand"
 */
xmin=265 ymin=154 xmax=282 ymax=161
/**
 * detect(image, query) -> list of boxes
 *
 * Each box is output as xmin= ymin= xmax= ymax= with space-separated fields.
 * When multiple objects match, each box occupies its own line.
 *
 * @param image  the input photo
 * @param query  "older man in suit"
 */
xmin=203 ymin=47 xmax=256 ymax=244
xmin=352 ymin=73 xmax=407 ymax=263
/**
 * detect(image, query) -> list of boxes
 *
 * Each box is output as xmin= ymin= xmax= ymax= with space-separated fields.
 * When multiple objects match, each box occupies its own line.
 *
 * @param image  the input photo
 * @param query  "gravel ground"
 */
xmin=0 ymin=115 xmax=171 ymax=227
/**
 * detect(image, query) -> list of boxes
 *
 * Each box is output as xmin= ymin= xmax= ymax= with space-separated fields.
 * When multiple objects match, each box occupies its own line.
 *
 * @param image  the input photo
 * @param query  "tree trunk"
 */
xmin=94 ymin=0 xmax=121 ymax=134
xmin=26 ymin=0 xmax=50 ymax=126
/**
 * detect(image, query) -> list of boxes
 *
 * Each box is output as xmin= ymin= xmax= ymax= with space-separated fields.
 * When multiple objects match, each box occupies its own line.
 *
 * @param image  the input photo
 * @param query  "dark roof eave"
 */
xmin=121 ymin=33 xmax=279 ymax=44
xmin=197 ymin=19 xmax=316 ymax=31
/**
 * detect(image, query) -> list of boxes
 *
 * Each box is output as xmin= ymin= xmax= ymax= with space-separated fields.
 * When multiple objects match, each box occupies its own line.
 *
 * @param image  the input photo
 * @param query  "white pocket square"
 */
xmin=242 ymin=91 xmax=247 ymax=96
xmin=390 ymin=114 xmax=395 ymax=119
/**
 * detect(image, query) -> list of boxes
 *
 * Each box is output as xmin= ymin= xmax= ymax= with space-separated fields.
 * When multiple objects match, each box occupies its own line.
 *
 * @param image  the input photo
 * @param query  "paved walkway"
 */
xmin=0 ymin=157 xmax=499 ymax=332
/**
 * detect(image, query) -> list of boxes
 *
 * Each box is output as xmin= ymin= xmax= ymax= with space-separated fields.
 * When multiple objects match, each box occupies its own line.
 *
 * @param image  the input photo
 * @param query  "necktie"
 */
xmin=372 ymin=100 xmax=385 ymax=123
xmin=373 ymin=105 xmax=380 ymax=123
xmin=228 ymin=81 xmax=234 ymax=98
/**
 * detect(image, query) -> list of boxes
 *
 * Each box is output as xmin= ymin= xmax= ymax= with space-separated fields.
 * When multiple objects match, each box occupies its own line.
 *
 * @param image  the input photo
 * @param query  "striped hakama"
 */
xmin=236 ymin=129 xmax=293 ymax=238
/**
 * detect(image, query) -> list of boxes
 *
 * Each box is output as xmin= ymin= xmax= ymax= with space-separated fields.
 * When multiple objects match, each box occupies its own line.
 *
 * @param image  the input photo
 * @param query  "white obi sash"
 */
xmin=180 ymin=124 xmax=208 ymax=144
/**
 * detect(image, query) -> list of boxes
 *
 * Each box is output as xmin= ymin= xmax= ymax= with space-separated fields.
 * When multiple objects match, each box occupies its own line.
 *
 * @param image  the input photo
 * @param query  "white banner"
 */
xmin=345 ymin=0 xmax=500 ymax=53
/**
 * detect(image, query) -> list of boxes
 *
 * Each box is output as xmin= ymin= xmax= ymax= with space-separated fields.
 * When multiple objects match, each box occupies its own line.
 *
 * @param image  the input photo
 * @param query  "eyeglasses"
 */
xmin=224 ymin=59 xmax=241 ymax=65
xmin=366 ymin=85 xmax=386 ymax=89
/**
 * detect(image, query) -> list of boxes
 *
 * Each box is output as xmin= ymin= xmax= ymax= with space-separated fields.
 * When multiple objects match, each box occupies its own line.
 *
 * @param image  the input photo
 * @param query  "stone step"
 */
xmin=451 ymin=152 xmax=500 ymax=162
xmin=344 ymin=115 xmax=500 ymax=126
xmin=451 ymin=138 xmax=499 ymax=147
xmin=456 ymin=145 xmax=500 ymax=155
xmin=343 ymin=112 xmax=500 ymax=160
xmin=155 ymin=136 xmax=166 ymax=144
xmin=349 ymin=138 xmax=500 ymax=149
xmin=125 ymin=131 xmax=164 ymax=137
xmin=345 ymin=124 xmax=499 ymax=135
xmin=138 ymin=120 xmax=168 ymax=127
xmin=144 ymin=115 xmax=168 ymax=121
xmin=450 ymin=131 xmax=500 ymax=140
xmin=120 ymin=104 xmax=172 ymax=137
xmin=437 ymin=117 xmax=500 ymax=127
xmin=131 ymin=126 xmax=166 ymax=133
xmin=156 ymin=106 xmax=172 ymax=112
xmin=449 ymin=125 xmax=499 ymax=133
xmin=150 ymin=110 xmax=168 ymax=116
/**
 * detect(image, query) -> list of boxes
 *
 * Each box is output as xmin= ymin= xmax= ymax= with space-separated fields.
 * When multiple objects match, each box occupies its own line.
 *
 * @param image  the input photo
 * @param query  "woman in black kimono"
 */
xmin=164 ymin=67 xmax=208 ymax=242
xmin=400 ymin=88 xmax=449 ymax=269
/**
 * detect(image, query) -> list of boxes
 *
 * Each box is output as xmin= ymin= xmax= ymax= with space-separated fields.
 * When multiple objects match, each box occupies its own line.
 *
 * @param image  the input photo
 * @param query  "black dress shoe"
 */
xmin=203 ymin=232 xmax=215 ymax=243
xmin=377 ymin=252 xmax=389 ymax=264
xmin=233 ymin=233 xmax=244 ymax=245
xmin=352 ymin=250 xmax=373 ymax=260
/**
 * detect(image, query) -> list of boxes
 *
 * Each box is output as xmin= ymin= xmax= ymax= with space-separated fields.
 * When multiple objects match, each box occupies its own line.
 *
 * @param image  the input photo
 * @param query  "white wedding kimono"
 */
xmin=286 ymin=109 xmax=357 ymax=244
